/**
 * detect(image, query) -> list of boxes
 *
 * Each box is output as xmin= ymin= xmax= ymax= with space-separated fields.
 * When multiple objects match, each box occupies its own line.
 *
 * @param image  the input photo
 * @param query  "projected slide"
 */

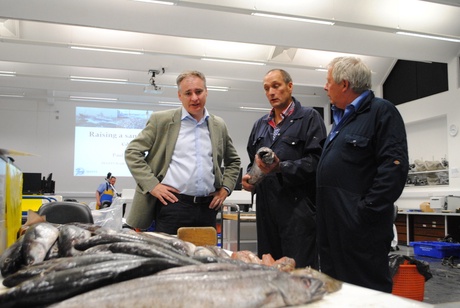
xmin=74 ymin=107 xmax=152 ymax=177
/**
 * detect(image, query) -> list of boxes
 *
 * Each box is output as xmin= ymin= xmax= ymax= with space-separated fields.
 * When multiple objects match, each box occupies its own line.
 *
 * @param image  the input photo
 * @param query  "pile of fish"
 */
xmin=0 ymin=221 xmax=339 ymax=307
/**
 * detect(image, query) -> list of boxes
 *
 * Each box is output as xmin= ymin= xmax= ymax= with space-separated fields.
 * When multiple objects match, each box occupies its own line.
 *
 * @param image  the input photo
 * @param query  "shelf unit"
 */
xmin=406 ymin=169 xmax=449 ymax=187
xmin=395 ymin=211 xmax=460 ymax=245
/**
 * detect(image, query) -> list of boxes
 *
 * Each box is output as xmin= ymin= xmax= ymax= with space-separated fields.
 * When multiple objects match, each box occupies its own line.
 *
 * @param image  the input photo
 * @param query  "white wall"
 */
xmin=396 ymin=56 xmax=460 ymax=209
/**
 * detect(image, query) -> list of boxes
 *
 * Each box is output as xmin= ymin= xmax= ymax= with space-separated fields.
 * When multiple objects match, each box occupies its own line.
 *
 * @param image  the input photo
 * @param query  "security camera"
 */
xmin=145 ymin=68 xmax=165 ymax=94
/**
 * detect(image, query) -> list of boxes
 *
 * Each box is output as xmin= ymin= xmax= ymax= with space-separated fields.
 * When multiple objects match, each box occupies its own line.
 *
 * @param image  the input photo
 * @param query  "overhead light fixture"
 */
xmin=0 ymin=93 xmax=24 ymax=98
xmin=158 ymin=101 xmax=182 ymax=107
xmin=132 ymin=0 xmax=175 ymax=5
xmin=201 ymin=57 xmax=266 ymax=66
xmin=239 ymin=106 xmax=272 ymax=112
xmin=70 ymin=96 xmax=118 ymax=102
xmin=70 ymin=76 xmax=129 ymax=84
xmin=152 ymin=84 xmax=228 ymax=91
xmin=154 ymin=84 xmax=176 ymax=89
xmin=0 ymin=71 xmax=16 ymax=77
xmin=396 ymin=31 xmax=460 ymax=43
xmin=70 ymin=46 xmax=144 ymax=55
xmin=207 ymin=86 xmax=229 ymax=92
xmin=252 ymin=12 xmax=335 ymax=26
xmin=315 ymin=68 xmax=328 ymax=72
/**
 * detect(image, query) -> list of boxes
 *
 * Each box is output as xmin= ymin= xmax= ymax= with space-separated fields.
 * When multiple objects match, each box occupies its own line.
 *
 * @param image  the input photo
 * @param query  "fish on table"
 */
xmin=57 ymin=224 xmax=92 ymax=257
xmin=50 ymin=263 xmax=326 ymax=308
xmin=0 ymin=257 xmax=185 ymax=307
xmin=1 ymin=221 xmax=332 ymax=308
xmin=0 ymin=236 xmax=24 ymax=277
xmin=22 ymin=222 xmax=60 ymax=266
xmin=2 ymin=253 xmax=145 ymax=288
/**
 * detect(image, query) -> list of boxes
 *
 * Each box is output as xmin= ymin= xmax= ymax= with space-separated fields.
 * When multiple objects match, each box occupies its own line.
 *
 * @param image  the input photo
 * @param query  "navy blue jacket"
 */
xmin=246 ymin=97 xmax=326 ymax=267
xmin=317 ymin=91 xmax=409 ymax=223
xmin=247 ymin=98 xmax=327 ymax=203
xmin=316 ymin=90 xmax=409 ymax=292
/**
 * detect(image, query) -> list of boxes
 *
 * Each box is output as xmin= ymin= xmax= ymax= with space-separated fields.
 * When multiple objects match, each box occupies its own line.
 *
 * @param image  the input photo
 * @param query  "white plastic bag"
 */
xmin=91 ymin=198 xmax=123 ymax=231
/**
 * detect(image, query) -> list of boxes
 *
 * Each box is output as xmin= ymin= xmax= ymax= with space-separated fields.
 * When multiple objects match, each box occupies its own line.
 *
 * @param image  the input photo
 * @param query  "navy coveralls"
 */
xmin=246 ymin=98 xmax=326 ymax=268
xmin=316 ymin=91 xmax=409 ymax=292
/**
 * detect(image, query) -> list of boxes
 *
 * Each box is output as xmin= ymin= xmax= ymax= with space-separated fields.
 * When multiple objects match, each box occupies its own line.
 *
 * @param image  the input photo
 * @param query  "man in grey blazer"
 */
xmin=125 ymin=70 xmax=241 ymax=234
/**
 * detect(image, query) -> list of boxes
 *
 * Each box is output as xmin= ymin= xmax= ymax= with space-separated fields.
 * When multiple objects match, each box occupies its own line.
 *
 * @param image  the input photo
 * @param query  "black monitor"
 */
xmin=42 ymin=173 xmax=55 ymax=194
xmin=22 ymin=172 xmax=42 ymax=195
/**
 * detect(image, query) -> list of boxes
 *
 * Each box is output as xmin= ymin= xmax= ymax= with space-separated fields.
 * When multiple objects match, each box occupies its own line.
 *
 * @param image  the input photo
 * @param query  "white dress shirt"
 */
xmin=161 ymin=107 xmax=215 ymax=196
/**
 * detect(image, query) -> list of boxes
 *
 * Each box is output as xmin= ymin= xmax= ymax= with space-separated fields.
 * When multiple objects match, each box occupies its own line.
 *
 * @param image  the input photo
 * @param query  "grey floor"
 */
xmin=391 ymin=245 xmax=460 ymax=306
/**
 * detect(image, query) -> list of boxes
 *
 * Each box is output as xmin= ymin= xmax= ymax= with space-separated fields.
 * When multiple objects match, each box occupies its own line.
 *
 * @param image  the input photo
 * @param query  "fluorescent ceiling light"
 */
xmin=70 ymin=96 xmax=118 ymax=102
xmin=156 ymin=84 xmax=177 ymax=89
xmin=0 ymin=93 xmax=24 ymax=97
xmin=239 ymin=106 xmax=272 ymax=112
xmin=155 ymin=84 xmax=228 ymax=91
xmin=207 ymin=86 xmax=229 ymax=92
xmin=315 ymin=68 xmax=328 ymax=72
xmin=158 ymin=101 xmax=182 ymax=106
xmin=0 ymin=71 xmax=16 ymax=77
xmin=202 ymin=57 xmax=266 ymax=66
xmin=396 ymin=31 xmax=460 ymax=43
xmin=70 ymin=76 xmax=129 ymax=84
xmin=252 ymin=12 xmax=335 ymax=26
xmin=70 ymin=46 xmax=143 ymax=55
xmin=132 ymin=0 xmax=175 ymax=5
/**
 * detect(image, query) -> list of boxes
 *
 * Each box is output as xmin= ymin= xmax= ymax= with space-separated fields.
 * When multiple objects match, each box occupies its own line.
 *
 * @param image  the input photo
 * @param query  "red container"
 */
xmin=392 ymin=263 xmax=425 ymax=301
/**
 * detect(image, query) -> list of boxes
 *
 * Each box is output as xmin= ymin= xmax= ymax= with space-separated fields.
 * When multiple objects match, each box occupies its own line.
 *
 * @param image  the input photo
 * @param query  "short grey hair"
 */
xmin=328 ymin=57 xmax=372 ymax=93
xmin=265 ymin=69 xmax=292 ymax=84
xmin=176 ymin=70 xmax=207 ymax=90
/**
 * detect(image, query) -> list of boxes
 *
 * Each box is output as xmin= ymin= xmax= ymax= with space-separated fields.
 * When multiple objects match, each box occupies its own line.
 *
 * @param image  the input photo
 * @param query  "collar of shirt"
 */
xmin=181 ymin=106 xmax=209 ymax=124
xmin=332 ymin=90 xmax=369 ymax=126
xmin=268 ymin=100 xmax=295 ymax=129
xmin=328 ymin=90 xmax=369 ymax=143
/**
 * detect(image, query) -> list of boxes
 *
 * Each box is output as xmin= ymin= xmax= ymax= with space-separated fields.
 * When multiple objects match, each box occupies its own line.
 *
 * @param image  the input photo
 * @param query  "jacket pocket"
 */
xmin=341 ymin=134 xmax=370 ymax=164
xmin=278 ymin=136 xmax=304 ymax=159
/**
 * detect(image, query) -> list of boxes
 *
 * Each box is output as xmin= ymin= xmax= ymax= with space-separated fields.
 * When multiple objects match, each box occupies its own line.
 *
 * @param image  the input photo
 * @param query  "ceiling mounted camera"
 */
xmin=144 ymin=68 xmax=165 ymax=94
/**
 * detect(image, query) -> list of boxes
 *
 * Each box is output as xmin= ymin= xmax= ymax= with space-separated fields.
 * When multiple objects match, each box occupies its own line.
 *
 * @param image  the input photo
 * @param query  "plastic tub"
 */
xmin=411 ymin=241 xmax=460 ymax=258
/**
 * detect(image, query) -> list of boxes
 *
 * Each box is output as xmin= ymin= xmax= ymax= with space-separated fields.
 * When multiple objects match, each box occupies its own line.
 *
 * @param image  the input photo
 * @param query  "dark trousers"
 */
xmin=155 ymin=200 xmax=217 ymax=235
xmin=256 ymin=190 xmax=317 ymax=269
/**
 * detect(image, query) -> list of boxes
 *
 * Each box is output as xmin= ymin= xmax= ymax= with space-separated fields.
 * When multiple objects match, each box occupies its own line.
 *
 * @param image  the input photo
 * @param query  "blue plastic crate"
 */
xmin=410 ymin=241 xmax=460 ymax=258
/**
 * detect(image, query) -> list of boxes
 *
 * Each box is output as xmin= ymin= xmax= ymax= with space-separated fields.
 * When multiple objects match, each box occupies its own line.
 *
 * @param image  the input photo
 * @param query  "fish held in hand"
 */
xmin=248 ymin=147 xmax=275 ymax=185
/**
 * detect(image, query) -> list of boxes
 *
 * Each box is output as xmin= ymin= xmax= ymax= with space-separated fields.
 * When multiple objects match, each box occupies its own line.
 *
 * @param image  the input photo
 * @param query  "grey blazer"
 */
xmin=124 ymin=108 xmax=241 ymax=229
